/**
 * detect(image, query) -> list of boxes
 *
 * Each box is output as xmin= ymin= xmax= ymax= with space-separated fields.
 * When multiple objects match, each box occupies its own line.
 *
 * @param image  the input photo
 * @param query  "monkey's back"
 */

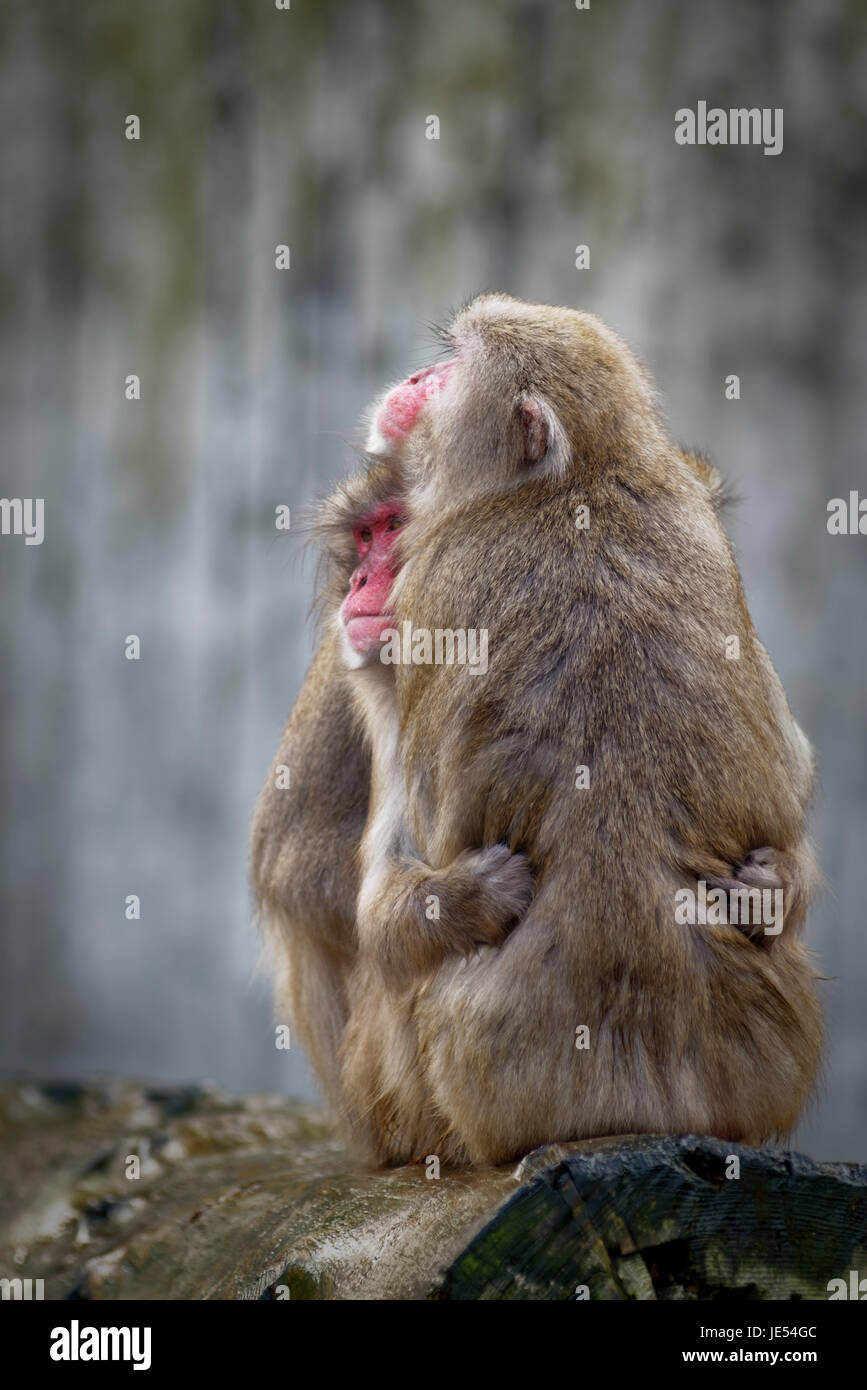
xmin=396 ymin=452 xmax=822 ymax=1159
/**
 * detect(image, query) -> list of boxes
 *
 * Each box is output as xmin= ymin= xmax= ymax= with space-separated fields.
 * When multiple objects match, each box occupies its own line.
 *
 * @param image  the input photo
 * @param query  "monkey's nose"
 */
xmin=375 ymin=359 xmax=455 ymax=443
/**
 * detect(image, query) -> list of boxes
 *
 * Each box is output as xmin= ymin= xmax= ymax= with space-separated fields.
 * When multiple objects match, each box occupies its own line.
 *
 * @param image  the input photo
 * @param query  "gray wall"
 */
xmin=1 ymin=0 xmax=865 ymax=1159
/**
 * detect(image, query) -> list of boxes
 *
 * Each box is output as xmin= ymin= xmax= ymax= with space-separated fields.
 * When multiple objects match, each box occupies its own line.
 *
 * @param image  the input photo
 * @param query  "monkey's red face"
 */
xmin=371 ymin=360 xmax=456 ymax=446
xmin=339 ymin=502 xmax=405 ymax=660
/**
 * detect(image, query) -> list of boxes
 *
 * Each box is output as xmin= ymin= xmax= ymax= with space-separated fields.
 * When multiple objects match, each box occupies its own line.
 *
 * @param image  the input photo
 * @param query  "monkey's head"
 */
xmin=365 ymin=293 xmax=666 ymax=506
xmin=317 ymin=459 xmax=407 ymax=670
xmin=328 ymin=295 xmax=697 ymax=673
xmin=338 ymin=501 xmax=406 ymax=667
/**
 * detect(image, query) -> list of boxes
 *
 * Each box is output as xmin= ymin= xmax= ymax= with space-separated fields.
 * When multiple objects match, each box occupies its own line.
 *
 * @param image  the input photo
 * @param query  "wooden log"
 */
xmin=435 ymin=1134 xmax=867 ymax=1300
xmin=1 ymin=1081 xmax=864 ymax=1300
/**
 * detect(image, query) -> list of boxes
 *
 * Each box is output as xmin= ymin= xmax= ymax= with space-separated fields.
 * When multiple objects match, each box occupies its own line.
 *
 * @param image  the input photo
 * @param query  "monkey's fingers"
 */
xmin=701 ymin=880 xmax=769 ymax=940
xmin=705 ymin=846 xmax=795 ymax=941
xmin=736 ymin=846 xmax=789 ymax=890
xmin=468 ymin=844 xmax=535 ymax=927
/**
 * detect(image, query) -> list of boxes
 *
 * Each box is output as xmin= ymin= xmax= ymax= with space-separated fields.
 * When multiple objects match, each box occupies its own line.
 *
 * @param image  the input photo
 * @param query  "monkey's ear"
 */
xmin=519 ymin=395 xmax=571 ymax=474
xmin=679 ymin=448 xmax=730 ymax=514
xmin=520 ymin=398 xmax=548 ymax=465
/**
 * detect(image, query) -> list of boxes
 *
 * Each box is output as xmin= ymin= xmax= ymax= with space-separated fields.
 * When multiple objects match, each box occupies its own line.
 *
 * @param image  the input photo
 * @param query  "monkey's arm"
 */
xmin=697 ymin=638 xmax=818 ymax=944
xmin=251 ymin=629 xmax=368 ymax=949
xmin=357 ymin=842 xmax=533 ymax=983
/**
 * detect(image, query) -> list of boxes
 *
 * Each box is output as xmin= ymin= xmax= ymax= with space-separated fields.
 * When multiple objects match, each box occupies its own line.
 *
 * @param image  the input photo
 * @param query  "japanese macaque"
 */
xmin=252 ymin=293 xmax=822 ymax=1167
xmin=250 ymin=460 xmax=397 ymax=1115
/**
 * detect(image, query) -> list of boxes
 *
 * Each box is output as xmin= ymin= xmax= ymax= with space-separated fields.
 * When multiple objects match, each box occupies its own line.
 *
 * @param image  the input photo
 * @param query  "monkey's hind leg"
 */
xmin=340 ymin=968 xmax=455 ymax=1166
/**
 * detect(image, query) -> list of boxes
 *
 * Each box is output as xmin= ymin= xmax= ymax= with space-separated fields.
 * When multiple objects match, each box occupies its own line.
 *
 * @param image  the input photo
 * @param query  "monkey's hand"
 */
xmin=458 ymin=843 xmax=535 ymax=937
xmin=704 ymin=846 xmax=806 ymax=943
xmin=358 ymin=843 xmax=533 ymax=983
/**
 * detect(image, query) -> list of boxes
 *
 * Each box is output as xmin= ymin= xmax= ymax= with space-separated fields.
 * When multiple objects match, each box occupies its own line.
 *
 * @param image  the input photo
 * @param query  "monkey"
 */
xmin=250 ymin=459 xmax=400 ymax=1116
xmin=251 ymin=447 xmax=532 ymax=1134
xmin=252 ymin=295 xmax=822 ymax=1166
xmin=328 ymin=293 xmax=822 ymax=1166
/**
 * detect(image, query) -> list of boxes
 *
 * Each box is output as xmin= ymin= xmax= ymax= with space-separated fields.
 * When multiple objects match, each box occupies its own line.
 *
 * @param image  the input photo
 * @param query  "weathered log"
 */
xmin=436 ymin=1135 xmax=867 ymax=1300
xmin=0 ymin=1080 xmax=864 ymax=1300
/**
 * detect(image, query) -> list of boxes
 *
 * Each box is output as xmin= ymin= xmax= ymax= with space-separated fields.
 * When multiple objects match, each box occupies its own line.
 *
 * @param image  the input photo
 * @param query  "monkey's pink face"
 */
xmin=339 ymin=502 xmax=405 ymax=659
xmin=371 ymin=360 xmax=456 ymax=446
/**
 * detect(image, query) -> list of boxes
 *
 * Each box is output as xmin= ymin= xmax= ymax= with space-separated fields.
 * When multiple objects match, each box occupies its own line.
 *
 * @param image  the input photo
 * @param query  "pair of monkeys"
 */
xmin=251 ymin=294 xmax=822 ymax=1167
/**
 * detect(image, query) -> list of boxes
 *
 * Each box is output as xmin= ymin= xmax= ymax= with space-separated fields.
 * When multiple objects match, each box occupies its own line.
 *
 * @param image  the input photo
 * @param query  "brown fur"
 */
xmin=254 ymin=294 xmax=823 ymax=1167
xmin=249 ymin=462 xmax=401 ymax=1113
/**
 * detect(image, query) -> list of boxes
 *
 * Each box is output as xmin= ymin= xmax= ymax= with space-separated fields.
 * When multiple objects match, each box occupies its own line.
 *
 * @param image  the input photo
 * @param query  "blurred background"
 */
xmin=1 ymin=0 xmax=865 ymax=1159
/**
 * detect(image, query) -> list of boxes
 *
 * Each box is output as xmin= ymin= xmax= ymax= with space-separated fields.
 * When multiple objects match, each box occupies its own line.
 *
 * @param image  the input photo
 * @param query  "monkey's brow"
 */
xmin=426 ymin=318 xmax=455 ymax=352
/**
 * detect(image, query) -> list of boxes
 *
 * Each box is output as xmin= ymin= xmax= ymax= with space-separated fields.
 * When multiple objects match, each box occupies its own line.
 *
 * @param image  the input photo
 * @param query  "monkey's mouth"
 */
xmin=345 ymin=613 xmax=395 ymax=653
xmin=377 ymin=360 xmax=456 ymax=441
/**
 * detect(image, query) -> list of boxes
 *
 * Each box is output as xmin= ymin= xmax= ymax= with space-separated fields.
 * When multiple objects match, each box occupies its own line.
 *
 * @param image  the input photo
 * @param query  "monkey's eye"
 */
xmin=388 ymin=515 xmax=406 ymax=531
xmin=359 ymin=527 xmax=373 ymax=545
